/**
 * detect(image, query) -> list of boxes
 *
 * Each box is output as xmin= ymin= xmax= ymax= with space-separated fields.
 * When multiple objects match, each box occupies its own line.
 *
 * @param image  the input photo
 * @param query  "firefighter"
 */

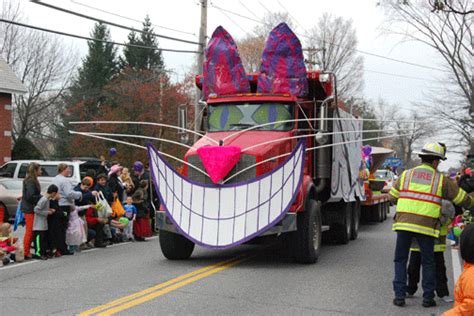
xmin=388 ymin=142 xmax=474 ymax=308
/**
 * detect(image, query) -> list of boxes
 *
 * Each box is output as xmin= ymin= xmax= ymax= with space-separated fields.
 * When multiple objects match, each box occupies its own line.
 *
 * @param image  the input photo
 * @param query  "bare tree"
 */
xmin=380 ymin=0 xmax=473 ymax=152
xmin=305 ymin=13 xmax=364 ymax=100
xmin=0 ymin=0 xmax=77 ymax=157
xmin=237 ymin=12 xmax=294 ymax=73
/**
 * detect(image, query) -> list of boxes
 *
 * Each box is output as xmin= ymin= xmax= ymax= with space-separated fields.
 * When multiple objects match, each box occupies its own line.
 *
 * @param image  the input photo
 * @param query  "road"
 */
xmin=1 ymin=208 xmax=457 ymax=316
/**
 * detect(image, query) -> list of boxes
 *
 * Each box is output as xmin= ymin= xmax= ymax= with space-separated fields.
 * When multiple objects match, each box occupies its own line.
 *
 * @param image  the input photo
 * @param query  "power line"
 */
xmin=238 ymin=0 xmax=260 ymax=21
xmin=215 ymin=6 xmax=248 ymax=34
xmin=210 ymin=2 xmax=445 ymax=72
xmin=30 ymin=0 xmax=201 ymax=46
xmin=0 ymin=18 xmax=199 ymax=54
xmin=365 ymin=69 xmax=438 ymax=82
xmin=69 ymin=0 xmax=198 ymax=38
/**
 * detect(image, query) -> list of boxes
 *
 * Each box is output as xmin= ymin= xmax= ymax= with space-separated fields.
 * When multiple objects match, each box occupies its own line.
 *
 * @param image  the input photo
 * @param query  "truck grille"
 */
xmin=187 ymin=154 xmax=256 ymax=184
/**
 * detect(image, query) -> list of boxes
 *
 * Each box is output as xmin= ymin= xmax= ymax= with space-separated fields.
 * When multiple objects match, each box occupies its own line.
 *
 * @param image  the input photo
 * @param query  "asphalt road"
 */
xmin=1 ymin=208 xmax=457 ymax=316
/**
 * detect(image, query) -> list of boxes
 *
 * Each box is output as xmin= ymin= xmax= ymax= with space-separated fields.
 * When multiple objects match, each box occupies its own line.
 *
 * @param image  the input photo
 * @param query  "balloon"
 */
xmin=362 ymin=145 xmax=372 ymax=157
xmin=109 ymin=147 xmax=117 ymax=157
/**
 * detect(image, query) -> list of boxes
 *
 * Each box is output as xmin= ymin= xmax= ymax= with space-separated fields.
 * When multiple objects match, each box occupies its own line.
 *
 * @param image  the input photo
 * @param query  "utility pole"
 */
xmin=194 ymin=0 xmax=207 ymax=142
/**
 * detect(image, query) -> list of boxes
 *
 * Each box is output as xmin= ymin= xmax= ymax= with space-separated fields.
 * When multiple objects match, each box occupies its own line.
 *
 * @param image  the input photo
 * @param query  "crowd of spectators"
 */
xmin=1 ymin=159 xmax=158 ymax=264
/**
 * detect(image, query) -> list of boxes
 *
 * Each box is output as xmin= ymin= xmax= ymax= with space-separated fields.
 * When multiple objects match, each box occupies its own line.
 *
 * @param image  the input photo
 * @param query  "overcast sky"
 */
xmin=17 ymin=0 xmax=458 ymax=169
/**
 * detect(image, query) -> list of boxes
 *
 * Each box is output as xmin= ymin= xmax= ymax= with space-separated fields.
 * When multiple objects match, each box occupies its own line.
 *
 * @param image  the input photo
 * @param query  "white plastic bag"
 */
xmin=95 ymin=191 xmax=112 ymax=218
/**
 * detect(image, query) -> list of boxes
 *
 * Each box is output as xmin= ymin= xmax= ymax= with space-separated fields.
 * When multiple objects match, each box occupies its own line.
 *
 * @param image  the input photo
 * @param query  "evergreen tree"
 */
xmin=69 ymin=23 xmax=118 ymax=105
xmin=121 ymin=16 xmax=164 ymax=71
xmin=12 ymin=137 xmax=43 ymax=160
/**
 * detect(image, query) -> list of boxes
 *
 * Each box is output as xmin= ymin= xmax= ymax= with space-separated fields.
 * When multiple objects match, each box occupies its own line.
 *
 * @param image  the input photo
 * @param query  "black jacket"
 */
xmin=461 ymin=224 xmax=474 ymax=263
xmin=107 ymin=174 xmax=124 ymax=202
xmin=459 ymin=174 xmax=474 ymax=193
xmin=21 ymin=178 xmax=42 ymax=214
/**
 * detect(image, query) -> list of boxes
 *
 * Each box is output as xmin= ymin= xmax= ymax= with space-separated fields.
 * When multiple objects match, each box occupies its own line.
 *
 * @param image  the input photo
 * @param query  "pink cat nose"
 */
xmin=197 ymin=146 xmax=242 ymax=184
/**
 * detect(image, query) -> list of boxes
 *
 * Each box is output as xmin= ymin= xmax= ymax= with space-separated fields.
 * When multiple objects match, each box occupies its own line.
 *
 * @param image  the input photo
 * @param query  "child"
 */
xmin=66 ymin=205 xmax=90 ymax=253
xmin=0 ymin=223 xmax=18 ymax=265
xmin=132 ymin=190 xmax=151 ymax=241
xmin=33 ymin=184 xmax=58 ymax=260
xmin=444 ymin=224 xmax=474 ymax=315
xmin=123 ymin=196 xmax=137 ymax=241
xmin=120 ymin=168 xmax=135 ymax=196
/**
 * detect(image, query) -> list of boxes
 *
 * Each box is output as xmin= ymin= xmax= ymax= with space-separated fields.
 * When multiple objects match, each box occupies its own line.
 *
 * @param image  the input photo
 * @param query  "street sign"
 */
xmin=383 ymin=157 xmax=403 ymax=168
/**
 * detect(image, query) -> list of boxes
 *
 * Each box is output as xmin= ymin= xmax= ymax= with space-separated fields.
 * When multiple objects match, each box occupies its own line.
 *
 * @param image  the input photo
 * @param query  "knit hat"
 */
xmin=460 ymin=224 xmax=474 ymax=263
xmin=133 ymin=161 xmax=144 ymax=173
xmin=108 ymin=164 xmax=123 ymax=176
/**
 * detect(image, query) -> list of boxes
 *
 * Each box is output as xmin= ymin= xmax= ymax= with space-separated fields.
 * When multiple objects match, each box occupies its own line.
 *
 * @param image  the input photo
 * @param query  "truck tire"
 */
xmin=350 ymin=201 xmax=360 ymax=240
xmin=159 ymin=230 xmax=195 ymax=260
xmin=331 ymin=202 xmax=352 ymax=245
xmin=373 ymin=204 xmax=383 ymax=222
xmin=293 ymin=199 xmax=322 ymax=264
xmin=383 ymin=203 xmax=388 ymax=221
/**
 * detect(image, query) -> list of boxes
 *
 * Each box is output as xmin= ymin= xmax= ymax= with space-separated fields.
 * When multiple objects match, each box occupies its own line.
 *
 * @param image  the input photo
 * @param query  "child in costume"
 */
xmin=66 ymin=205 xmax=91 ymax=253
xmin=444 ymin=224 xmax=474 ymax=315
xmin=0 ymin=222 xmax=19 ymax=265
xmin=33 ymin=184 xmax=59 ymax=260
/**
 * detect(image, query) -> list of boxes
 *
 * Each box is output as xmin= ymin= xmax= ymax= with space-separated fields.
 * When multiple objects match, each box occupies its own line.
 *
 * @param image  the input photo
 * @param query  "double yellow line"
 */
xmin=78 ymin=255 xmax=251 ymax=316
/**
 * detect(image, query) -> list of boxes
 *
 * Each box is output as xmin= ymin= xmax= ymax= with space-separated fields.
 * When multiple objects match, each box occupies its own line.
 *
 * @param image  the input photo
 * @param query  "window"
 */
xmin=0 ymin=163 xmax=17 ymax=178
xmin=18 ymin=163 xmax=28 ymax=178
xmin=208 ymin=102 xmax=294 ymax=132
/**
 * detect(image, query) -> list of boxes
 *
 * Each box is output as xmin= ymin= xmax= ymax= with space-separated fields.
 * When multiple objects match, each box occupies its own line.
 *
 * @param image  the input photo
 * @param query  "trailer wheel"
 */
xmin=159 ymin=230 xmax=195 ymax=260
xmin=331 ymin=202 xmax=352 ymax=245
xmin=350 ymin=201 xmax=360 ymax=240
xmin=293 ymin=199 xmax=322 ymax=264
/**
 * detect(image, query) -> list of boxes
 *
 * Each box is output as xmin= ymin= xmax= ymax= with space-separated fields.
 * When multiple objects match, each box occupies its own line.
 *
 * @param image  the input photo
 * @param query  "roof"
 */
xmin=0 ymin=56 xmax=27 ymax=94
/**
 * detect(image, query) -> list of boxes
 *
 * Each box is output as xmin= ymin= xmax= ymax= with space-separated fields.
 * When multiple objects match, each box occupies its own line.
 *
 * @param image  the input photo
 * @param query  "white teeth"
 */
xmin=148 ymin=142 xmax=305 ymax=249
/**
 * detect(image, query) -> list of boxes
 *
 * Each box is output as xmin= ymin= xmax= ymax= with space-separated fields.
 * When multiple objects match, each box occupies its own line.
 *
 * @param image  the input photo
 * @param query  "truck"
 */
xmin=154 ymin=23 xmax=391 ymax=263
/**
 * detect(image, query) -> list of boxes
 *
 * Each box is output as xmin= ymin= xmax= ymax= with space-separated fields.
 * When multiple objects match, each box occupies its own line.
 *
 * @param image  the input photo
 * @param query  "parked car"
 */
xmin=0 ymin=159 xmax=102 ymax=185
xmin=0 ymin=178 xmax=53 ymax=222
xmin=374 ymin=169 xmax=397 ymax=193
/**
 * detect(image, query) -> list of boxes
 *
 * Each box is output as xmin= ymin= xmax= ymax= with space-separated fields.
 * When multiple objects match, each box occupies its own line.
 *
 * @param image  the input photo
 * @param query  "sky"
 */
xmin=15 ymin=0 xmax=459 ymax=169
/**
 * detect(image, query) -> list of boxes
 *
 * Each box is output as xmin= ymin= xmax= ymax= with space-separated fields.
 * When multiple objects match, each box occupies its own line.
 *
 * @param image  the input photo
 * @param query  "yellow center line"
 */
xmin=77 ymin=255 xmax=250 ymax=316
xmin=97 ymin=255 xmax=253 ymax=316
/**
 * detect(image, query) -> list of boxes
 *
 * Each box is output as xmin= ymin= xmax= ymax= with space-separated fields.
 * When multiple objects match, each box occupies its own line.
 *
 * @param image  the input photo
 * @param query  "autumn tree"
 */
xmin=305 ymin=13 xmax=364 ymax=100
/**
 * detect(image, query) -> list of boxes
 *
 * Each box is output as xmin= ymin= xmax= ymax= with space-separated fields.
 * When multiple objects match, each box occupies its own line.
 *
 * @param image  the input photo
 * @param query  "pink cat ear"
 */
xmin=197 ymin=146 xmax=241 ymax=184
xmin=257 ymin=23 xmax=308 ymax=97
xmin=203 ymin=26 xmax=250 ymax=99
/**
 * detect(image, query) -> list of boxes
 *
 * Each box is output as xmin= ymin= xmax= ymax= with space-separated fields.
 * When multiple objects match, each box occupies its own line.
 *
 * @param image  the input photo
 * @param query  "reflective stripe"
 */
xmin=453 ymin=189 xmax=467 ymax=205
xmin=431 ymin=172 xmax=441 ymax=195
xmin=403 ymin=170 xmax=412 ymax=190
xmin=399 ymin=190 xmax=442 ymax=205
xmin=392 ymin=222 xmax=440 ymax=237
xmin=390 ymin=187 xmax=400 ymax=198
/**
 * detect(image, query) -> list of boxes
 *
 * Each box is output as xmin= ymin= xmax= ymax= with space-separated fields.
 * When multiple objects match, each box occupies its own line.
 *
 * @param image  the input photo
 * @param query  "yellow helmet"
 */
xmin=416 ymin=142 xmax=447 ymax=160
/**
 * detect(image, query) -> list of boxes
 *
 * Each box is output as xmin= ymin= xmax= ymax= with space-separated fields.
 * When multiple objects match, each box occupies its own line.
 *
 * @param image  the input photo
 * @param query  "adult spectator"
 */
xmin=21 ymin=162 xmax=42 ymax=259
xmin=52 ymin=163 xmax=82 ymax=256
xmin=459 ymin=168 xmax=474 ymax=193
xmin=74 ymin=178 xmax=98 ymax=246
xmin=108 ymin=164 xmax=124 ymax=203
xmin=132 ymin=161 xmax=159 ymax=232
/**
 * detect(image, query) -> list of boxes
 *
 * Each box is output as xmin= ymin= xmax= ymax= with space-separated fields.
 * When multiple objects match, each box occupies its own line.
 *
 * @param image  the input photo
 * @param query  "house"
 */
xmin=0 ymin=57 xmax=27 ymax=164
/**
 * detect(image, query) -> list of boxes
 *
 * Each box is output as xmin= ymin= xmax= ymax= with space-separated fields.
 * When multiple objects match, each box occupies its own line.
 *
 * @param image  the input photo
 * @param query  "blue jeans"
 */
xmin=393 ymin=230 xmax=435 ymax=301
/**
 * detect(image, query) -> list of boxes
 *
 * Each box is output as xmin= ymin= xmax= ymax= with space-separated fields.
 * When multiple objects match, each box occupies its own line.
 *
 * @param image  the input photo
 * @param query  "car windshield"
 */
xmin=207 ymin=102 xmax=294 ymax=132
xmin=374 ymin=170 xmax=391 ymax=180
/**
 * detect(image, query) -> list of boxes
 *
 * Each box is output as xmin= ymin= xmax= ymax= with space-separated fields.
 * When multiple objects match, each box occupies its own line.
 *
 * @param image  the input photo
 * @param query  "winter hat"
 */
xmin=460 ymin=224 xmax=474 ymax=263
xmin=133 ymin=161 xmax=144 ymax=173
xmin=108 ymin=164 xmax=123 ymax=176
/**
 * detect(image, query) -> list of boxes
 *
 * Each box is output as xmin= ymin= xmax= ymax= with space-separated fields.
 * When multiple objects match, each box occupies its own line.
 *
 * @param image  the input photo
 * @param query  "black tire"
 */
xmin=159 ymin=230 xmax=195 ymax=260
xmin=350 ymin=201 xmax=360 ymax=240
xmin=331 ymin=202 xmax=352 ymax=245
xmin=383 ymin=203 xmax=388 ymax=221
xmin=293 ymin=199 xmax=322 ymax=264
xmin=373 ymin=204 xmax=383 ymax=222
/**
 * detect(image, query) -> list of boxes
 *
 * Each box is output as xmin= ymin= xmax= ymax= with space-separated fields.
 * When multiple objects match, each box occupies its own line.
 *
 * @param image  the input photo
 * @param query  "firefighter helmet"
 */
xmin=415 ymin=142 xmax=447 ymax=160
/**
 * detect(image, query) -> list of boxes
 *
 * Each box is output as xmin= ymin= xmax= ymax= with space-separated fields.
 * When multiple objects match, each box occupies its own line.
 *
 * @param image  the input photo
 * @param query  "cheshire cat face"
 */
xmin=148 ymin=141 xmax=305 ymax=249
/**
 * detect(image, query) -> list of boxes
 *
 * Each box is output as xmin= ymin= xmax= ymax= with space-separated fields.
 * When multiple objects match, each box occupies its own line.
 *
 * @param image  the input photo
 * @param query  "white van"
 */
xmin=0 ymin=159 xmax=102 ymax=185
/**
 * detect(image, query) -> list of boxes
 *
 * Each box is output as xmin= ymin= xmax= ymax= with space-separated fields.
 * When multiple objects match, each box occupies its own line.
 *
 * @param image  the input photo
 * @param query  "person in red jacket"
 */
xmin=444 ymin=224 xmax=474 ymax=316
xmin=85 ymin=206 xmax=107 ymax=248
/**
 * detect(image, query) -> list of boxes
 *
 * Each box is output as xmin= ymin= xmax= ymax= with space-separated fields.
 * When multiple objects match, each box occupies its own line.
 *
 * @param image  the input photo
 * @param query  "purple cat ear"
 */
xmin=202 ymin=26 xmax=250 ymax=99
xmin=257 ymin=23 xmax=308 ymax=97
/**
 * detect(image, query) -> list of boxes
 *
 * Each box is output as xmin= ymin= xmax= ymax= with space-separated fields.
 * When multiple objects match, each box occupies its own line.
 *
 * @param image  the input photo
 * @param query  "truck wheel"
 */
xmin=159 ymin=230 xmax=195 ymax=260
xmin=350 ymin=201 xmax=360 ymax=240
xmin=331 ymin=202 xmax=352 ymax=245
xmin=373 ymin=204 xmax=383 ymax=222
xmin=293 ymin=199 xmax=322 ymax=264
xmin=383 ymin=203 xmax=388 ymax=221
